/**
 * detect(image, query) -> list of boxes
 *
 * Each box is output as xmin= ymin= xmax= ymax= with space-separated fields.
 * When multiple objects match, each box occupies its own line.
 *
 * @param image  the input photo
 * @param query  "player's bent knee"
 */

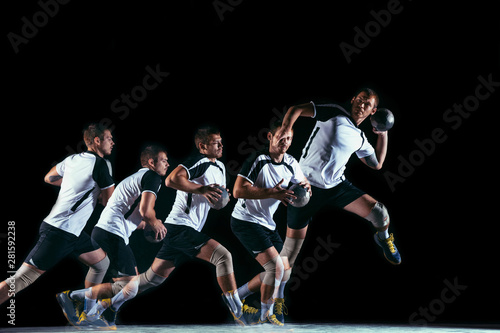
xmin=85 ymin=255 xmax=110 ymax=284
xmin=262 ymin=255 xmax=284 ymax=286
xmin=210 ymin=244 xmax=234 ymax=277
xmin=138 ymin=267 xmax=166 ymax=293
xmin=364 ymin=202 xmax=390 ymax=229
xmin=8 ymin=264 xmax=42 ymax=294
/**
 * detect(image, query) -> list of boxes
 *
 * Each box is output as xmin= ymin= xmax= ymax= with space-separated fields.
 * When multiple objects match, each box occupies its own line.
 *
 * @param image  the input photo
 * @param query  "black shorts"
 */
xmin=287 ymin=180 xmax=366 ymax=230
xmin=91 ymin=227 xmax=137 ymax=277
xmin=25 ymin=222 xmax=100 ymax=271
xmin=231 ymin=217 xmax=283 ymax=258
xmin=155 ymin=223 xmax=211 ymax=266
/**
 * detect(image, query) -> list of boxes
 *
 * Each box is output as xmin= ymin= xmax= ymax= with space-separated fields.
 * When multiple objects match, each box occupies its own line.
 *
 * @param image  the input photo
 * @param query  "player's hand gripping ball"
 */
xmin=370 ymin=108 xmax=394 ymax=131
xmin=289 ymin=183 xmax=311 ymax=208
xmin=144 ymin=223 xmax=165 ymax=243
xmin=208 ymin=185 xmax=230 ymax=210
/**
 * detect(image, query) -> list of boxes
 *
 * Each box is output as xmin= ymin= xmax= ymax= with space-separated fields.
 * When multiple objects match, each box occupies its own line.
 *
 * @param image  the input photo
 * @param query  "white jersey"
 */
xmin=299 ymin=102 xmax=375 ymax=189
xmin=232 ymin=150 xmax=305 ymax=230
xmin=166 ymin=153 xmax=226 ymax=232
xmin=44 ymin=152 xmax=115 ymax=236
xmin=96 ymin=168 xmax=162 ymax=245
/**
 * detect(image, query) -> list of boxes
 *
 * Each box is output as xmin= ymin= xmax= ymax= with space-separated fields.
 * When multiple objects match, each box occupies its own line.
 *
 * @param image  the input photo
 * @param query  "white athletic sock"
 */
xmin=261 ymin=301 xmax=273 ymax=321
xmin=69 ymin=287 xmax=91 ymax=301
xmin=225 ymin=290 xmax=243 ymax=317
xmin=378 ymin=229 xmax=390 ymax=240
xmin=237 ymin=283 xmax=254 ymax=300
xmin=86 ymin=299 xmax=106 ymax=319
xmin=83 ymin=288 xmax=96 ymax=314
xmin=277 ymin=279 xmax=288 ymax=299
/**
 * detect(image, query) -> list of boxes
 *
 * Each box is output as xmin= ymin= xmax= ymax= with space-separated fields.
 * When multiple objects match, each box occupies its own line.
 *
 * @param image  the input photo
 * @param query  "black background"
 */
xmin=3 ymin=0 xmax=499 ymax=329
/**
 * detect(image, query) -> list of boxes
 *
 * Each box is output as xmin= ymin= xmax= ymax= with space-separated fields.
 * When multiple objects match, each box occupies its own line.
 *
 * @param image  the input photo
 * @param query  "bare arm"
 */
xmin=360 ymin=130 xmax=388 ymax=170
xmin=44 ymin=165 xmax=63 ymax=186
xmin=276 ymin=102 xmax=315 ymax=140
xmin=233 ymin=176 xmax=296 ymax=206
xmin=165 ymin=165 xmax=222 ymax=204
xmin=139 ymin=191 xmax=166 ymax=240
xmin=99 ymin=186 xmax=115 ymax=206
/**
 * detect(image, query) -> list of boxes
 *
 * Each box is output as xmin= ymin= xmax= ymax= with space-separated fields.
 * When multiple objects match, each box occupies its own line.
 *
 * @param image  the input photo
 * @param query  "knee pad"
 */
xmin=122 ymin=277 xmax=139 ymax=299
xmin=280 ymin=237 xmax=304 ymax=268
xmin=365 ymin=202 xmax=390 ymax=229
xmin=262 ymin=255 xmax=284 ymax=287
xmin=6 ymin=264 xmax=42 ymax=295
xmin=85 ymin=255 xmax=110 ymax=284
xmin=137 ymin=267 xmax=166 ymax=293
xmin=210 ymin=244 xmax=234 ymax=277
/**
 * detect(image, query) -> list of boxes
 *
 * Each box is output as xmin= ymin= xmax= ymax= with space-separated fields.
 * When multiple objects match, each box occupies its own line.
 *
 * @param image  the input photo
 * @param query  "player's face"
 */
xmin=204 ymin=134 xmax=223 ymax=160
xmin=99 ymin=130 xmax=115 ymax=156
xmin=350 ymin=91 xmax=377 ymax=123
xmin=269 ymin=129 xmax=293 ymax=154
xmin=154 ymin=151 xmax=170 ymax=177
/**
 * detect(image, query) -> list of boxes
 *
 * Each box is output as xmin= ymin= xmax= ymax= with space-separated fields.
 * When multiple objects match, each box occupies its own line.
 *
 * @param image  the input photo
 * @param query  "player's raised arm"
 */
xmin=277 ymin=102 xmax=315 ymax=140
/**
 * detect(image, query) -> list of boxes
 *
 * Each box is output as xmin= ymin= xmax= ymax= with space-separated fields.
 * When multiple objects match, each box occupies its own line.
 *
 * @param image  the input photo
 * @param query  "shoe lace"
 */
xmin=385 ymin=234 xmax=396 ymax=254
xmin=274 ymin=299 xmax=288 ymax=316
xmin=268 ymin=314 xmax=284 ymax=326
xmin=242 ymin=304 xmax=258 ymax=314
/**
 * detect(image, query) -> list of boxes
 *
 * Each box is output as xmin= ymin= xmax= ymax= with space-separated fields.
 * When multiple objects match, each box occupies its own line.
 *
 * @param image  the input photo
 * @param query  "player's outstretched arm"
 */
xmin=165 ymin=165 xmax=222 ymax=204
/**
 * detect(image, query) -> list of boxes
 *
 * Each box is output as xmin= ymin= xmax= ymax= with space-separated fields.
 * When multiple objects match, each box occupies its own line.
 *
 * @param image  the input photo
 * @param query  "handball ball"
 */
xmin=208 ymin=185 xmax=230 ymax=210
xmin=144 ymin=223 xmax=164 ymax=243
xmin=289 ymin=183 xmax=311 ymax=208
xmin=370 ymin=108 xmax=394 ymax=131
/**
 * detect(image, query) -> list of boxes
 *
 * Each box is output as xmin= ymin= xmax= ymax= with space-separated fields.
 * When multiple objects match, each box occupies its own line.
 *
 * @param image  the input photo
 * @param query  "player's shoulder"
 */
xmin=181 ymin=151 xmax=207 ymax=169
xmin=313 ymin=100 xmax=350 ymax=121
xmin=283 ymin=152 xmax=299 ymax=165
xmin=244 ymin=149 xmax=272 ymax=166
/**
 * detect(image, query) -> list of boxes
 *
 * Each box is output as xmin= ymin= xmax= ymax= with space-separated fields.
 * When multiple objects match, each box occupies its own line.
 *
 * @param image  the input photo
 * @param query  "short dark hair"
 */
xmin=194 ymin=126 xmax=220 ymax=149
xmin=140 ymin=145 xmax=167 ymax=167
xmin=354 ymin=87 xmax=379 ymax=108
xmin=83 ymin=123 xmax=108 ymax=148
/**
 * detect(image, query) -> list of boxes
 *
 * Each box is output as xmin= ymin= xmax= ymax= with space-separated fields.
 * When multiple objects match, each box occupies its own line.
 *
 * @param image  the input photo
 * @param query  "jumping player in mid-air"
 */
xmin=0 ymin=123 xmax=115 ymax=305
xmin=78 ymin=126 xmax=259 ymax=327
xmin=271 ymin=88 xmax=401 ymax=317
xmin=56 ymin=145 xmax=169 ymax=329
